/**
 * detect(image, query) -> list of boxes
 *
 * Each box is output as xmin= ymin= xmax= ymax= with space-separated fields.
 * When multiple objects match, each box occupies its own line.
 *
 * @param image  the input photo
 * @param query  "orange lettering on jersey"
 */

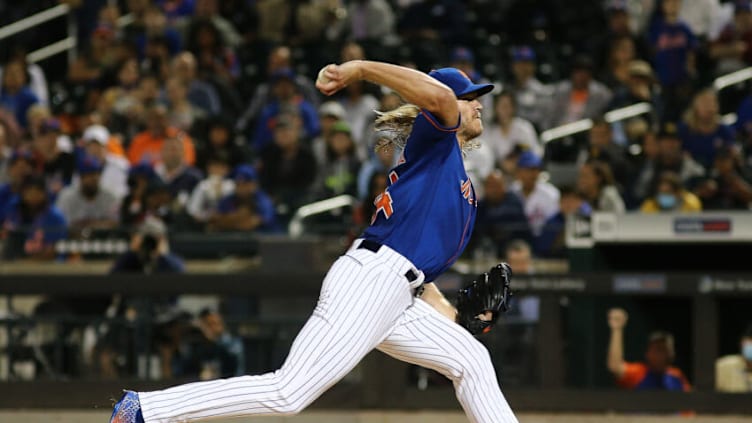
xmin=461 ymin=179 xmax=474 ymax=205
xmin=371 ymin=191 xmax=394 ymax=224
xmin=389 ymin=170 xmax=399 ymax=184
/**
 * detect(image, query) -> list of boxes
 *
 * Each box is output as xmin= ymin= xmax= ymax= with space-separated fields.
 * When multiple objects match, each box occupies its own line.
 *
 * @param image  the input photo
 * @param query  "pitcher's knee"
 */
xmin=458 ymin=338 xmax=496 ymax=382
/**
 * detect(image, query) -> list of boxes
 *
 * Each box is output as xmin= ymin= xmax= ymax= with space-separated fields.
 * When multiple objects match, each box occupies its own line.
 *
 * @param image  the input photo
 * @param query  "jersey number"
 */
xmin=371 ymin=191 xmax=394 ymax=224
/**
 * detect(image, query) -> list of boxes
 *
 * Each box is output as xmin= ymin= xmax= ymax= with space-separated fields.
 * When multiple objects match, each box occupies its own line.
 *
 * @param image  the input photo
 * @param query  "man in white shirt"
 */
xmin=510 ymin=151 xmax=560 ymax=237
xmin=80 ymin=125 xmax=130 ymax=199
xmin=56 ymin=156 xmax=121 ymax=235
xmin=716 ymin=325 xmax=752 ymax=392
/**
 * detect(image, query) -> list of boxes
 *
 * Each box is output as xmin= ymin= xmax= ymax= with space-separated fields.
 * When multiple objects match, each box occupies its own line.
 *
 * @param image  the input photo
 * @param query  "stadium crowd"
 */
xmin=1 ymin=0 xmax=752 ymax=264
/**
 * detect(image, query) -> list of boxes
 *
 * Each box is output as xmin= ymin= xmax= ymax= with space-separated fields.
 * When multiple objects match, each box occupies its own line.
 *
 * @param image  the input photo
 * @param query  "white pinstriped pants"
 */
xmin=138 ymin=241 xmax=518 ymax=423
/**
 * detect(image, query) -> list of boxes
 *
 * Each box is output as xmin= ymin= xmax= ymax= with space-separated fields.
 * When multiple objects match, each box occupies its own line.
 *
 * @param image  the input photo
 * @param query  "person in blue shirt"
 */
xmin=648 ymin=0 xmax=698 ymax=121
xmin=0 ymin=150 xmax=33 ymax=222
xmin=251 ymin=68 xmax=320 ymax=152
xmin=536 ymin=186 xmax=592 ymax=258
xmin=679 ymin=88 xmax=736 ymax=169
xmin=2 ymin=175 xmax=66 ymax=260
xmin=0 ymin=60 xmax=39 ymax=129
xmin=111 ymin=62 xmax=518 ymax=423
xmin=472 ymin=170 xmax=532 ymax=258
xmin=208 ymin=164 xmax=277 ymax=233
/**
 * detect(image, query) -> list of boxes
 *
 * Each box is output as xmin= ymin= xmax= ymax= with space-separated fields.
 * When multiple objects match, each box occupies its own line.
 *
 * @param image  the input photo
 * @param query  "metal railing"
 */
xmin=288 ymin=195 xmax=358 ymax=238
xmin=0 ymin=4 xmax=76 ymax=64
xmin=541 ymin=66 xmax=752 ymax=145
xmin=0 ymin=2 xmax=134 ymax=65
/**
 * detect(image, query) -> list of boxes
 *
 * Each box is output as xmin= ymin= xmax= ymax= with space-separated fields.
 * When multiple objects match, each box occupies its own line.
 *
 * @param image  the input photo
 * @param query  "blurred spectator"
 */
xmin=339 ymin=43 xmax=380 ymax=158
xmin=397 ymin=0 xmax=467 ymax=70
xmin=734 ymin=85 xmax=752 ymax=166
xmin=640 ymin=171 xmax=703 ymax=212
xmin=608 ymin=60 xmax=663 ymax=127
xmin=79 ymin=125 xmax=130 ymax=200
xmin=30 ymin=118 xmax=75 ymax=197
xmin=120 ymin=164 xmax=158 ymax=227
xmin=255 ymin=0 xmax=344 ymax=46
xmin=600 ymin=35 xmax=638 ymax=91
xmin=679 ymin=88 xmax=736 ymax=169
xmin=155 ymin=136 xmax=203 ymax=209
xmin=55 ymin=156 xmax=120 ymax=237
xmin=485 ymin=92 xmax=542 ymax=170
xmin=506 ymin=46 xmax=552 ymax=130
xmin=607 ymin=307 xmax=690 ymax=391
xmin=127 ymin=104 xmax=197 ymax=165
xmin=679 ymin=0 xmax=720 ymax=41
xmin=345 ymin=0 xmax=396 ymax=43
xmin=252 ymin=68 xmax=320 ymax=152
xmin=184 ymin=0 xmax=242 ymax=48
xmin=0 ymin=122 xmax=11 ymax=184
xmin=694 ymin=146 xmax=752 ymax=209
xmin=633 ymin=122 xmax=705 ymax=202
xmin=472 ymin=170 xmax=532 ymax=258
xmin=208 ymin=165 xmax=277 ymax=232
xmin=0 ymin=47 xmax=49 ymax=107
xmin=536 ymin=186 xmax=592 ymax=258
xmin=217 ymin=0 xmax=259 ymax=42
xmin=596 ymin=2 xmax=650 ymax=72
xmin=165 ymin=77 xmax=206 ymax=132
xmin=511 ymin=151 xmax=561 ymax=238
xmin=352 ymin=171 xmax=387 ymax=235
xmin=716 ymin=324 xmax=752 ymax=392
xmin=313 ymin=101 xmax=347 ymax=166
xmin=578 ymin=118 xmax=630 ymax=186
xmin=133 ymin=5 xmax=182 ymax=61
xmin=0 ymin=151 xmax=33 ymax=221
xmin=710 ymin=1 xmax=752 ymax=74
xmin=648 ymin=0 xmax=698 ymax=121
xmin=357 ymin=143 xmax=396 ymax=200
xmin=195 ymin=116 xmax=247 ymax=171
xmin=259 ymin=113 xmax=317 ymax=217
xmin=547 ymin=56 xmax=612 ymax=129
xmin=0 ymin=59 xmax=40 ymax=130
xmin=180 ymin=308 xmax=245 ymax=380
xmin=101 ymin=217 xmax=185 ymax=378
xmin=187 ymin=152 xmax=234 ymax=224
xmin=315 ymin=121 xmax=360 ymax=198
xmin=171 ymin=52 xmax=221 ymax=115
xmin=505 ymin=239 xmax=533 ymax=275
xmin=186 ymin=18 xmax=240 ymax=83
xmin=1 ymin=175 xmax=67 ymax=260
xmin=237 ymin=46 xmax=320 ymax=134
xmin=576 ymin=160 xmax=626 ymax=213
xmin=68 ymin=23 xmax=123 ymax=84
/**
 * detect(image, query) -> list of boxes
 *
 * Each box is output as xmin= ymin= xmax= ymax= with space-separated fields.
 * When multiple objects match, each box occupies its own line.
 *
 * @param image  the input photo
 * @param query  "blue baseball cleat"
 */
xmin=110 ymin=390 xmax=144 ymax=423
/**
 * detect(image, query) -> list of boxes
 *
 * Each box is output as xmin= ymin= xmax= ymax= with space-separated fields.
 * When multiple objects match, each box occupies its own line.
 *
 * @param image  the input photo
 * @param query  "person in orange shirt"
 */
xmin=127 ymin=104 xmax=195 ymax=166
xmin=607 ymin=308 xmax=691 ymax=391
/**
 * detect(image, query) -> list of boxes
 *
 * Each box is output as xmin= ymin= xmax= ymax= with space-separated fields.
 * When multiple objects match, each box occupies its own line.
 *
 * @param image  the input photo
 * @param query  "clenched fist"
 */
xmin=608 ymin=308 xmax=628 ymax=330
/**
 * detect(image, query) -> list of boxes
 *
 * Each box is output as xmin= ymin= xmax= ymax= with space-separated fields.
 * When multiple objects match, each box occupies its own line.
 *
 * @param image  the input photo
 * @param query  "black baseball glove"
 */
xmin=456 ymin=263 xmax=513 ymax=335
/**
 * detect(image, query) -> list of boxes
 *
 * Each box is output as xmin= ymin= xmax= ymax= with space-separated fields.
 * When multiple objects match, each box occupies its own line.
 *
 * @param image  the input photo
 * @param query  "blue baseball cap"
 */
xmin=232 ymin=164 xmax=257 ymax=182
xmin=428 ymin=68 xmax=494 ymax=99
xmin=77 ymin=155 xmax=104 ymax=174
xmin=517 ymin=151 xmax=543 ymax=169
xmin=511 ymin=46 xmax=536 ymax=62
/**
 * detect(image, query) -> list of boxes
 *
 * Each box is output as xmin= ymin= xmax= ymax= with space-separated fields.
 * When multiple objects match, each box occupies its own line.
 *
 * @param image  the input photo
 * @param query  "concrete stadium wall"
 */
xmin=1 ymin=411 xmax=749 ymax=423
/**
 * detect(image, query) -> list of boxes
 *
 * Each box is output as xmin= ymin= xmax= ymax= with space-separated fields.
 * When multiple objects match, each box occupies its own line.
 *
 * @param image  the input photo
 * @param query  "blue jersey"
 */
xmin=362 ymin=110 xmax=477 ymax=281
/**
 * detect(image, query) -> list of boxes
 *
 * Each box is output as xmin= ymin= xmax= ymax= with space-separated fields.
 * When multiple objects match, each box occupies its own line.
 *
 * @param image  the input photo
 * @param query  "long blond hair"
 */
xmin=373 ymin=104 xmax=480 ymax=155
